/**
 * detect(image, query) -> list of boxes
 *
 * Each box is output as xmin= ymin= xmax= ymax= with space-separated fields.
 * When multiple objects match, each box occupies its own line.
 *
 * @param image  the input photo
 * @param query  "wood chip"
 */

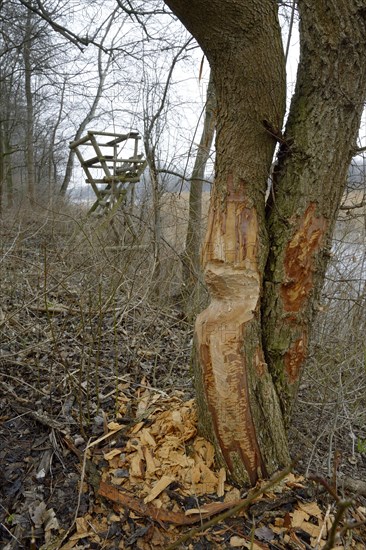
xmin=291 ymin=509 xmax=309 ymax=527
xmin=217 ymin=468 xmax=226 ymax=497
xmin=144 ymin=475 xmax=175 ymax=503
xmin=297 ymin=501 xmax=322 ymax=517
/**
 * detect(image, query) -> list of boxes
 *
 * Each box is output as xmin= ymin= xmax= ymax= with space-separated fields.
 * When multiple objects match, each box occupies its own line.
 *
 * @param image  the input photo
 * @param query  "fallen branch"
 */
xmin=98 ymin=481 xmax=242 ymax=526
xmin=166 ymin=463 xmax=294 ymax=549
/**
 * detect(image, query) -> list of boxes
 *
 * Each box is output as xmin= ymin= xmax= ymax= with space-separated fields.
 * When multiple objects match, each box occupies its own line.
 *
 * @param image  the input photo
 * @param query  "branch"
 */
xmin=157 ymin=168 xmax=212 ymax=185
xmin=17 ymin=0 xmax=103 ymax=51
xmin=353 ymin=145 xmax=366 ymax=155
xmin=340 ymin=198 xmax=366 ymax=210
xmin=115 ymin=0 xmax=168 ymax=16
xmin=145 ymin=37 xmax=193 ymax=141
xmin=167 ymin=463 xmax=295 ymax=550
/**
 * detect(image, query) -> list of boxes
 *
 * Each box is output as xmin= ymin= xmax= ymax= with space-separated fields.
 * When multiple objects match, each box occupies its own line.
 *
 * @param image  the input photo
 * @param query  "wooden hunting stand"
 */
xmin=70 ymin=130 xmax=146 ymax=217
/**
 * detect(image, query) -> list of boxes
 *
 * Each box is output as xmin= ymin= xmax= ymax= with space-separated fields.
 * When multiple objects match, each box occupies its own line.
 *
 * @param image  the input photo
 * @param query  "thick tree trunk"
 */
xmin=262 ymin=0 xmax=366 ymax=424
xmin=182 ymin=71 xmax=216 ymax=315
xmin=164 ymin=0 xmax=366 ymax=485
xmin=165 ymin=0 xmax=289 ymax=484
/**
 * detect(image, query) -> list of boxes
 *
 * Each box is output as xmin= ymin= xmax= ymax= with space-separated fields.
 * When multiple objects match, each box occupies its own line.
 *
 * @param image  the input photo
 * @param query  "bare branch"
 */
xmin=145 ymin=37 xmax=193 ymax=141
xmin=353 ymin=145 xmax=366 ymax=155
xmin=157 ymin=168 xmax=212 ymax=185
xmin=340 ymin=198 xmax=366 ymax=210
xmin=16 ymin=0 xmax=107 ymax=51
xmin=115 ymin=0 xmax=169 ymax=16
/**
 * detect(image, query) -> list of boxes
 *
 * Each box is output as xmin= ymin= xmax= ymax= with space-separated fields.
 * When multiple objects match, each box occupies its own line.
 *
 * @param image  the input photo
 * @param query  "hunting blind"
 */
xmin=70 ymin=130 xmax=146 ymax=217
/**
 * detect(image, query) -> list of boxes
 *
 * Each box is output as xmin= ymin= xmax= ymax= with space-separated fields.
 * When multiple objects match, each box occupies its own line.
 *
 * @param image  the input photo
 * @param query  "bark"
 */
xmin=0 ymin=118 xmax=3 ymax=215
xmin=48 ymin=79 xmax=66 ymax=193
xmin=263 ymin=0 xmax=366 ymax=423
xmin=164 ymin=0 xmax=366 ymax=485
xmin=4 ymin=130 xmax=14 ymax=209
xmin=145 ymin=144 xmax=163 ymax=296
xmin=182 ymin=71 xmax=216 ymax=315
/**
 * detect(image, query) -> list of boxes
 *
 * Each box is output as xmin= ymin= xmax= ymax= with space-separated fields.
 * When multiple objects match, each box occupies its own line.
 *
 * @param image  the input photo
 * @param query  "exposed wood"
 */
xmin=164 ymin=0 xmax=289 ymax=485
xmin=262 ymin=0 xmax=366 ymax=423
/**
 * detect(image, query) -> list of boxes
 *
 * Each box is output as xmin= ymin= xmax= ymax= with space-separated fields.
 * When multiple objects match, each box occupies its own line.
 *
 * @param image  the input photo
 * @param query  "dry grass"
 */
xmin=0 ymin=200 xmax=194 ymax=439
xmin=1 ymin=190 xmax=365 ymax=484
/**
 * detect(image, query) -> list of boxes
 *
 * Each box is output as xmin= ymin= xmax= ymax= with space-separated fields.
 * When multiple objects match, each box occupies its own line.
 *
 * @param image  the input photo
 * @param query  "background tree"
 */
xmin=182 ymin=69 xmax=215 ymax=316
xmin=163 ymin=0 xmax=366 ymax=485
xmin=0 ymin=0 xmax=78 ymax=206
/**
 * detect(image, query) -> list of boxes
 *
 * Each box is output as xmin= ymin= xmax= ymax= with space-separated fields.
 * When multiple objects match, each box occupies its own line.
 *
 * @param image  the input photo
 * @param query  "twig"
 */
xmin=308 ymin=474 xmax=340 ymax=502
xmin=322 ymin=500 xmax=352 ymax=550
xmin=54 ymin=438 xmax=92 ymax=549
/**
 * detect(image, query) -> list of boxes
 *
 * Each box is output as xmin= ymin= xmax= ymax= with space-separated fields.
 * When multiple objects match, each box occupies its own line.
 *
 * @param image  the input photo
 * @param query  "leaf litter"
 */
xmin=1 ymin=212 xmax=366 ymax=549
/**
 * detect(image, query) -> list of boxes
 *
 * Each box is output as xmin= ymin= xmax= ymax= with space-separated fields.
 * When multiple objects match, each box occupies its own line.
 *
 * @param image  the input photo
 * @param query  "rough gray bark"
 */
xmin=0 ymin=118 xmax=3 ymax=214
xmin=164 ymin=0 xmax=366 ymax=485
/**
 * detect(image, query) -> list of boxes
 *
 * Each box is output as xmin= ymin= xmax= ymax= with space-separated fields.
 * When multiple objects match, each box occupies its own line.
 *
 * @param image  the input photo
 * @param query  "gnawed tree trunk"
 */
xmin=164 ymin=0 xmax=366 ymax=485
xmin=182 ymin=71 xmax=216 ymax=316
xmin=262 ymin=1 xmax=366 ymax=424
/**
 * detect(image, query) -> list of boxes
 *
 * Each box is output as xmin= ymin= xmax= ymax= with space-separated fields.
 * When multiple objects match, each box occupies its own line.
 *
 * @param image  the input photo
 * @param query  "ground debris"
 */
xmin=59 ymin=386 xmax=366 ymax=549
xmin=1 ymin=210 xmax=366 ymax=549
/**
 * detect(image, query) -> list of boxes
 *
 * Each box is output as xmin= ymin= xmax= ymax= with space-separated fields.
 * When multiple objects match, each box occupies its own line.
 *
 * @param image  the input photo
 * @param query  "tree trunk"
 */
xmin=145 ymin=145 xmax=163 ymax=296
xmin=4 ymin=131 xmax=14 ymax=209
xmin=164 ymin=0 xmax=366 ymax=485
xmin=182 ymin=71 xmax=216 ymax=316
xmin=60 ymin=30 xmax=113 ymax=196
xmin=0 ymin=118 xmax=4 ymax=215
xmin=23 ymin=9 xmax=35 ymax=206
xmin=262 ymin=0 xmax=366 ymax=425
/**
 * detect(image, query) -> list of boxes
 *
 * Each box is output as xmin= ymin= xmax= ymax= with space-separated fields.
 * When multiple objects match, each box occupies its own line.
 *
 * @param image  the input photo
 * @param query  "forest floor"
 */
xmin=1 ymin=204 xmax=366 ymax=550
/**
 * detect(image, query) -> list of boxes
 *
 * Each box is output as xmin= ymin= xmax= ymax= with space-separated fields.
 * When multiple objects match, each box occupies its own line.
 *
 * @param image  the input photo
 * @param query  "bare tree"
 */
xmin=182 ymin=69 xmax=215 ymax=315
xmin=142 ymin=36 xmax=192 ymax=293
xmin=22 ymin=8 xmax=36 ymax=204
xmin=60 ymin=8 xmax=121 ymax=195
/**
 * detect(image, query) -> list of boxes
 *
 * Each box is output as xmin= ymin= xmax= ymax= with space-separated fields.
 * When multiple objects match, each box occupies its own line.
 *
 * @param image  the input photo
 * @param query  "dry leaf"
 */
xmin=230 ymin=535 xmax=247 ymax=547
xmin=29 ymin=501 xmax=47 ymax=528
